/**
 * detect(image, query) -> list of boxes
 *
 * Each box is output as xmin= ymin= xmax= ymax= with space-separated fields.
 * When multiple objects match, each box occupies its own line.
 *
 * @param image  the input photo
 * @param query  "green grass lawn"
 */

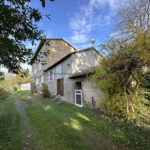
xmin=0 ymin=91 xmax=150 ymax=150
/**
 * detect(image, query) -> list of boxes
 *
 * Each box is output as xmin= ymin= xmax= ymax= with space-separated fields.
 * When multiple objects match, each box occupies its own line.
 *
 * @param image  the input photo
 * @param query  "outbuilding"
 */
xmin=21 ymin=81 xmax=31 ymax=90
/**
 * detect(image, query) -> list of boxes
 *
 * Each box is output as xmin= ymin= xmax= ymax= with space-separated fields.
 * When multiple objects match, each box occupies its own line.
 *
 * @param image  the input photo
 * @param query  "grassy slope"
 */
xmin=0 ymin=91 xmax=150 ymax=150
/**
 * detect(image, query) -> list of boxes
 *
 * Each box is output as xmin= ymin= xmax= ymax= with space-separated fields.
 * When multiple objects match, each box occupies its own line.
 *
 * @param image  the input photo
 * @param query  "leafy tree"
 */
xmin=0 ymin=68 xmax=8 ymax=88
xmin=5 ymin=73 xmax=16 ymax=87
xmin=0 ymin=0 xmax=54 ymax=77
xmin=91 ymin=0 xmax=150 ymax=118
xmin=15 ymin=69 xmax=31 ymax=85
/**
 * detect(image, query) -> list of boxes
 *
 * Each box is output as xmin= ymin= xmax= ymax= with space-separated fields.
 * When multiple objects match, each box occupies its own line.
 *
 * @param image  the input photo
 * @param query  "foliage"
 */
xmin=140 ymin=71 xmax=150 ymax=89
xmin=0 ymin=0 xmax=54 ymax=77
xmin=0 ymin=70 xmax=5 ymax=81
xmin=0 ymin=69 xmax=8 ymax=89
xmin=15 ymin=69 xmax=31 ymax=85
xmin=42 ymin=83 xmax=50 ymax=98
xmin=91 ymin=0 xmax=150 ymax=118
xmin=31 ymin=81 xmax=36 ymax=89
xmin=42 ymin=83 xmax=48 ymax=90
xmin=42 ymin=89 xmax=50 ymax=98
xmin=31 ymin=81 xmax=37 ymax=93
xmin=0 ymin=88 xmax=8 ymax=100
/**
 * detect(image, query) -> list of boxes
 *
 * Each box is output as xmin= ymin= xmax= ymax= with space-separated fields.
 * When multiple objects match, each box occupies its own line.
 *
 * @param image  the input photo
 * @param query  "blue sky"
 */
xmin=1 ymin=0 xmax=123 ymax=73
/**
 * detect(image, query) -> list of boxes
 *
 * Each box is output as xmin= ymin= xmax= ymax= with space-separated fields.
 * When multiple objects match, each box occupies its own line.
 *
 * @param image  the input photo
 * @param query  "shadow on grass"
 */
xmin=35 ymin=95 xmax=150 ymax=150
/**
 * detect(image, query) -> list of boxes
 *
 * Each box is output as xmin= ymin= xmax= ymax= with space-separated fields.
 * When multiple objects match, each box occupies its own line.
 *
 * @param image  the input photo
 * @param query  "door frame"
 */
xmin=57 ymin=78 xmax=64 ymax=96
xmin=75 ymin=90 xmax=83 ymax=107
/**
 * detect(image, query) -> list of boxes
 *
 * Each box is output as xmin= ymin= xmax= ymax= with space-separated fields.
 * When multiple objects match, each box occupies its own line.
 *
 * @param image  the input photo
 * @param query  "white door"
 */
xmin=75 ymin=90 xmax=82 ymax=107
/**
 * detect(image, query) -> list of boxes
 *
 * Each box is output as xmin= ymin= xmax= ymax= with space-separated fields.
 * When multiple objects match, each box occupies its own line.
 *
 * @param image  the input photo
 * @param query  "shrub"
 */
xmin=31 ymin=82 xmax=36 ymax=89
xmin=140 ymin=72 xmax=150 ymax=89
xmin=42 ymin=89 xmax=51 ymax=98
xmin=0 ymin=88 xmax=8 ymax=100
xmin=42 ymin=83 xmax=48 ymax=90
xmin=31 ymin=82 xmax=36 ymax=93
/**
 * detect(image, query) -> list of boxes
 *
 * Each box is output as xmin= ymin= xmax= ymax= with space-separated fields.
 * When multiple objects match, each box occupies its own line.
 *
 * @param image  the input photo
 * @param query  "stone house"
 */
xmin=31 ymin=38 xmax=104 ymax=109
xmin=30 ymin=38 xmax=76 ymax=89
xmin=43 ymin=47 xmax=104 ymax=109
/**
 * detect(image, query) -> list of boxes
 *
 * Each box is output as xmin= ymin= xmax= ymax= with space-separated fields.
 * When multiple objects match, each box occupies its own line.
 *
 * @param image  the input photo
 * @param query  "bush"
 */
xmin=42 ymin=89 xmax=51 ymax=98
xmin=0 ymin=88 xmax=8 ymax=100
xmin=31 ymin=82 xmax=36 ymax=93
xmin=140 ymin=71 xmax=150 ymax=89
xmin=42 ymin=83 xmax=48 ymax=90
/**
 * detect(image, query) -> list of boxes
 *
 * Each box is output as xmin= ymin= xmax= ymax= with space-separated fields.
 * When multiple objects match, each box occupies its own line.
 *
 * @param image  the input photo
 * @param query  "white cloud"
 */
xmin=69 ymin=0 xmax=118 ymax=44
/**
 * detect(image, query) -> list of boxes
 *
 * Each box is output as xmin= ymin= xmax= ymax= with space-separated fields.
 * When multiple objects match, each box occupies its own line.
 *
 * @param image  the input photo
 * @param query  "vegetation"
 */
xmin=1 ymin=91 xmax=150 ymax=150
xmin=42 ymin=83 xmax=48 ymax=89
xmin=140 ymin=71 xmax=150 ymax=89
xmin=0 ymin=92 xmax=22 ymax=149
xmin=42 ymin=83 xmax=50 ymax=98
xmin=0 ymin=0 xmax=55 ymax=77
xmin=15 ymin=69 xmax=31 ymax=85
xmin=91 ymin=0 xmax=150 ymax=118
xmin=0 ymin=88 xmax=8 ymax=100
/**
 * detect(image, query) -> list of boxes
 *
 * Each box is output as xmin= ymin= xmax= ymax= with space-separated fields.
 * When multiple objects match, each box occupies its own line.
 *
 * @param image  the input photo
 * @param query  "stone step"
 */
xmin=51 ymin=98 xmax=59 ymax=101
xmin=54 ymin=97 xmax=62 ymax=100
xmin=56 ymin=100 xmax=67 ymax=105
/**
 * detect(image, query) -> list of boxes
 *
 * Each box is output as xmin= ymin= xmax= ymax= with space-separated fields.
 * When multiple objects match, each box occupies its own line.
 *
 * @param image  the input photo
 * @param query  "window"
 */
xmin=39 ymin=63 xmax=41 ymax=70
xmin=41 ymin=75 xmax=44 ymax=84
xmin=56 ymin=64 xmax=62 ymax=79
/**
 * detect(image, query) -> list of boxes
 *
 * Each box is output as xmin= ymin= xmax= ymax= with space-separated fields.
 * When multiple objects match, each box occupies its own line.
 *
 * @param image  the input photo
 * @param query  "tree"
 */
xmin=0 ymin=68 xmax=8 ymax=88
xmin=0 ymin=0 xmax=54 ymax=77
xmin=15 ymin=69 xmax=31 ymax=85
xmin=91 ymin=0 xmax=150 ymax=117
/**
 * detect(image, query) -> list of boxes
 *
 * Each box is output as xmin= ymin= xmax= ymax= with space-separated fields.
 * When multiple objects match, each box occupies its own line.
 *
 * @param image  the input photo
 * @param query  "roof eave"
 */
xmin=68 ymin=71 xmax=95 ymax=79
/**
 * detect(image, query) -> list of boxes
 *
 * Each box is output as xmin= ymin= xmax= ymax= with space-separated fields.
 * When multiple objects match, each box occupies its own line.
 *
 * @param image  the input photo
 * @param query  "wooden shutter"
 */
xmin=59 ymin=78 xmax=64 ymax=96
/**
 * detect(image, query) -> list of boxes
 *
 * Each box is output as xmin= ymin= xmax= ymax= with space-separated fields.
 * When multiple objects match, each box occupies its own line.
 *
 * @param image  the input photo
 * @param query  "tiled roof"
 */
xmin=69 ymin=66 xmax=100 ymax=79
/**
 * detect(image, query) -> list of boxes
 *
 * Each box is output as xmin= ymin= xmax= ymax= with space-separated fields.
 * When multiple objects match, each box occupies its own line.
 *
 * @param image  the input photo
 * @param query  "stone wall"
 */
xmin=82 ymin=78 xmax=104 ymax=111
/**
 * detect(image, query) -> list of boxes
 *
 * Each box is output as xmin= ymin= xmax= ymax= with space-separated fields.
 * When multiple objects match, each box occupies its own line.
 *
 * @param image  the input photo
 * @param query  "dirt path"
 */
xmin=15 ymin=99 xmax=38 ymax=150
